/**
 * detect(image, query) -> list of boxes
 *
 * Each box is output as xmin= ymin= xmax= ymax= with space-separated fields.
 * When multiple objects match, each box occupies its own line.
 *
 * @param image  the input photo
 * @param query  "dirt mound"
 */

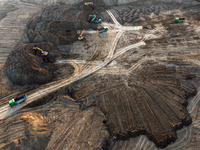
xmin=5 ymin=42 xmax=59 ymax=85
xmin=0 ymin=96 xmax=109 ymax=150
xmin=26 ymin=0 xmax=106 ymax=45
xmin=67 ymin=64 xmax=196 ymax=148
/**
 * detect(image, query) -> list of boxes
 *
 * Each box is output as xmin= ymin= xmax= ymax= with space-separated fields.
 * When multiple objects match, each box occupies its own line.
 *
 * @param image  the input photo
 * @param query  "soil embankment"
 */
xmin=5 ymin=0 xmax=106 ymax=86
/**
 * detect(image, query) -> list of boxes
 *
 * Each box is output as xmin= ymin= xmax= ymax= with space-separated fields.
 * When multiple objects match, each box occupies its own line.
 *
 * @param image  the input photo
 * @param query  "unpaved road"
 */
xmin=0 ymin=10 xmax=145 ymax=120
xmin=1 ymin=1 xmax=200 ymax=150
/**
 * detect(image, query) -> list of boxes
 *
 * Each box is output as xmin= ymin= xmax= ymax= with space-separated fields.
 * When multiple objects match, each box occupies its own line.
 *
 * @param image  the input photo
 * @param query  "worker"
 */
xmin=174 ymin=18 xmax=185 ymax=23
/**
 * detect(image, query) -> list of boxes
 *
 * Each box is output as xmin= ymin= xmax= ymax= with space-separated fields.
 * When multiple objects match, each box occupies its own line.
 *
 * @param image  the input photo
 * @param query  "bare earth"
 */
xmin=0 ymin=0 xmax=200 ymax=150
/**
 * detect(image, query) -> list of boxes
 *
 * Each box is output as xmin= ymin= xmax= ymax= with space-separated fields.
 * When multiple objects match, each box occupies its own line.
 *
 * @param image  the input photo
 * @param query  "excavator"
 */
xmin=78 ymin=30 xmax=85 ymax=40
xmin=88 ymin=14 xmax=101 ymax=23
xmin=85 ymin=2 xmax=94 ymax=7
xmin=33 ymin=47 xmax=48 ymax=56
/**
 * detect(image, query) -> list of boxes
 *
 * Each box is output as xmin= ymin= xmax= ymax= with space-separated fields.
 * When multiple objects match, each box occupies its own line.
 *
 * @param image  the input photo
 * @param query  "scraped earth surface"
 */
xmin=0 ymin=0 xmax=200 ymax=149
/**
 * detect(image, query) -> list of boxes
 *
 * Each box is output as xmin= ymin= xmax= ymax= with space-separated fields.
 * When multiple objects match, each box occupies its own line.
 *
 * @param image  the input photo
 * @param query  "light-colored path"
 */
xmin=0 ymin=9 xmax=144 ymax=120
xmin=0 ymin=3 xmax=199 ymax=150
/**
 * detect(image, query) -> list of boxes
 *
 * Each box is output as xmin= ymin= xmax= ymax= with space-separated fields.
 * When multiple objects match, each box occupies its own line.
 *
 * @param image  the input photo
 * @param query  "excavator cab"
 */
xmin=33 ymin=47 xmax=48 ymax=56
xmin=78 ymin=30 xmax=85 ymax=41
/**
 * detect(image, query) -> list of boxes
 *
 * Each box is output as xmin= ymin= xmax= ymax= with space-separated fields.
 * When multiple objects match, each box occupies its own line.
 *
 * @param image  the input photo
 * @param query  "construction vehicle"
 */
xmin=33 ymin=47 xmax=48 ymax=56
xmin=88 ymin=14 xmax=102 ymax=23
xmin=78 ymin=30 xmax=85 ymax=40
xmin=8 ymin=95 xmax=27 ymax=107
xmin=98 ymin=26 xmax=108 ymax=33
xmin=174 ymin=18 xmax=185 ymax=23
xmin=85 ymin=2 xmax=94 ymax=7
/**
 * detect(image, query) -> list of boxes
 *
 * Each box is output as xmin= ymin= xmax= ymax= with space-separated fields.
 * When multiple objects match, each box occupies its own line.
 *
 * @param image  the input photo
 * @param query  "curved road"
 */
xmin=0 ymin=10 xmax=145 ymax=120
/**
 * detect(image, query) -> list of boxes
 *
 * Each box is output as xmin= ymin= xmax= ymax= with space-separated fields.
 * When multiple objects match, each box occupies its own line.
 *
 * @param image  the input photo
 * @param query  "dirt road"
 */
xmin=0 ymin=10 xmax=144 ymax=120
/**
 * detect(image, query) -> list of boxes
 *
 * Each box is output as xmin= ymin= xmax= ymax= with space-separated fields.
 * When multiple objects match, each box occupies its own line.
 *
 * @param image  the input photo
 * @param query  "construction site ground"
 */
xmin=0 ymin=0 xmax=200 ymax=150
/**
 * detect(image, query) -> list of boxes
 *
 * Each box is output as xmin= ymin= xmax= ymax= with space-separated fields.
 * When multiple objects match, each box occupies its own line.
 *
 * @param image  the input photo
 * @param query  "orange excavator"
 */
xmin=33 ymin=47 xmax=48 ymax=56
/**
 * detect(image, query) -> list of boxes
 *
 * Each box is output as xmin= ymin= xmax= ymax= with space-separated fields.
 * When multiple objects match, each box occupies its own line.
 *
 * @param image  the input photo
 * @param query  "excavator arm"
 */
xmin=78 ymin=30 xmax=85 ymax=40
xmin=33 ymin=47 xmax=48 ymax=56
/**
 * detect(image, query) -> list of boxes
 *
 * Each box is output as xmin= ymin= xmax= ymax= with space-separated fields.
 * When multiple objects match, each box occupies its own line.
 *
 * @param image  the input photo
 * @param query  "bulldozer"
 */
xmin=88 ymin=14 xmax=101 ymax=23
xmin=78 ymin=30 xmax=85 ymax=40
xmin=33 ymin=47 xmax=48 ymax=56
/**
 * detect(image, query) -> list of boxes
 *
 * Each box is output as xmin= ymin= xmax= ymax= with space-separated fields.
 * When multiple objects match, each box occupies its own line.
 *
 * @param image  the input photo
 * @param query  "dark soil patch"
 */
xmin=5 ymin=42 xmax=59 ymax=85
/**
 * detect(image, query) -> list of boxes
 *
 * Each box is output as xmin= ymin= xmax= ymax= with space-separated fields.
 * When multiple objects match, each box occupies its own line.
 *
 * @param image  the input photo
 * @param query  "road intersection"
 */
xmin=0 ymin=10 xmax=145 ymax=119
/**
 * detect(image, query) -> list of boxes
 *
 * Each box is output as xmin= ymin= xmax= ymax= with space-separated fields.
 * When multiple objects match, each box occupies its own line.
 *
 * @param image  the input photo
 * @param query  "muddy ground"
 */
xmin=0 ymin=0 xmax=200 ymax=150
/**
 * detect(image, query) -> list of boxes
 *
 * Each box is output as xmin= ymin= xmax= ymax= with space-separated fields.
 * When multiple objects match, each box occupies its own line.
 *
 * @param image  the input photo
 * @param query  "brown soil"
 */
xmin=5 ymin=42 xmax=59 ymax=85
xmin=1 ymin=0 xmax=200 ymax=149
xmin=69 ymin=63 xmax=196 ymax=148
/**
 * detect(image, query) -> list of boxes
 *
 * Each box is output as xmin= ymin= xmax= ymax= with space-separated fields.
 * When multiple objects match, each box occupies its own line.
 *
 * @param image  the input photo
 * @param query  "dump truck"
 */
xmin=98 ymin=26 xmax=108 ymax=33
xmin=8 ymin=95 xmax=27 ymax=107
xmin=174 ymin=18 xmax=185 ymax=23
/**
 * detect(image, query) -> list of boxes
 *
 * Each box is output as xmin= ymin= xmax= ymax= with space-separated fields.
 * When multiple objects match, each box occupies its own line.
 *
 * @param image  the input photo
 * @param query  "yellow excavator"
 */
xmin=85 ymin=2 xmax=94 ymax=7
xmin=33 ymin=47 xmax=48 ymax=56
xmin=78 ymin=30 xmax=85 ymax=41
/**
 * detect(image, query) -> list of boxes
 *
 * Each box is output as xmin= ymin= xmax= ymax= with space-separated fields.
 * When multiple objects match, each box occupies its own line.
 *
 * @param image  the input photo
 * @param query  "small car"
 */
xmin=8 ymin=95 xmax=27 ymax=107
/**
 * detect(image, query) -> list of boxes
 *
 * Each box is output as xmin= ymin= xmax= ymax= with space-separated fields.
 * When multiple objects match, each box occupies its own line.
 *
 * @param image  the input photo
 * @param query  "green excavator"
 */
xmin=88 ymin=14 xmax=101 ymax=23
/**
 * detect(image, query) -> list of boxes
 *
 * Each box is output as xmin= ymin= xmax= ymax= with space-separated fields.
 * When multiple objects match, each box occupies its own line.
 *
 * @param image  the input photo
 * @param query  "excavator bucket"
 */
xmin=42 ymin=52 xmax=48 ymax=56
xmin=33 ymin=47 xmax=48 ymax=56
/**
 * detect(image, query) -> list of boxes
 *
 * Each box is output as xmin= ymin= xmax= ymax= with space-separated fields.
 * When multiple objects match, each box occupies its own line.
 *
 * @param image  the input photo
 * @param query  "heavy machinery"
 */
xmin=174 ymin=18 xmax=185 ymax=23
xmin=8 ymin=95 xmax=27 ymax=107
xmin=33 ymin=47 xmax=48 ymax=56
xmin=78 ymin=30 xmax=85 ymax=40
xmin=98 ymin=26 xmax=108 ymax=33
xmin=88 ymin=14 xmax=101 ymax=23
xmin=85 ymin=2 xmax=94 ymax=7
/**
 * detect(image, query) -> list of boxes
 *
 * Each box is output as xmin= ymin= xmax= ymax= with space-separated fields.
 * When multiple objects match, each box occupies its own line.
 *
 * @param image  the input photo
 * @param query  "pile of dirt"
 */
xmin=5 ymin=42 xmax=59 ymax=85
xmin=5 ymin=0 xmax=107 ymax=86
xmin=67 ymin=64 xmax=196 ymax=148
xmin=26 ymin=0 xmax=106 ymax=45
xmin=0 ymin=95 xmax=109 ymax=150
